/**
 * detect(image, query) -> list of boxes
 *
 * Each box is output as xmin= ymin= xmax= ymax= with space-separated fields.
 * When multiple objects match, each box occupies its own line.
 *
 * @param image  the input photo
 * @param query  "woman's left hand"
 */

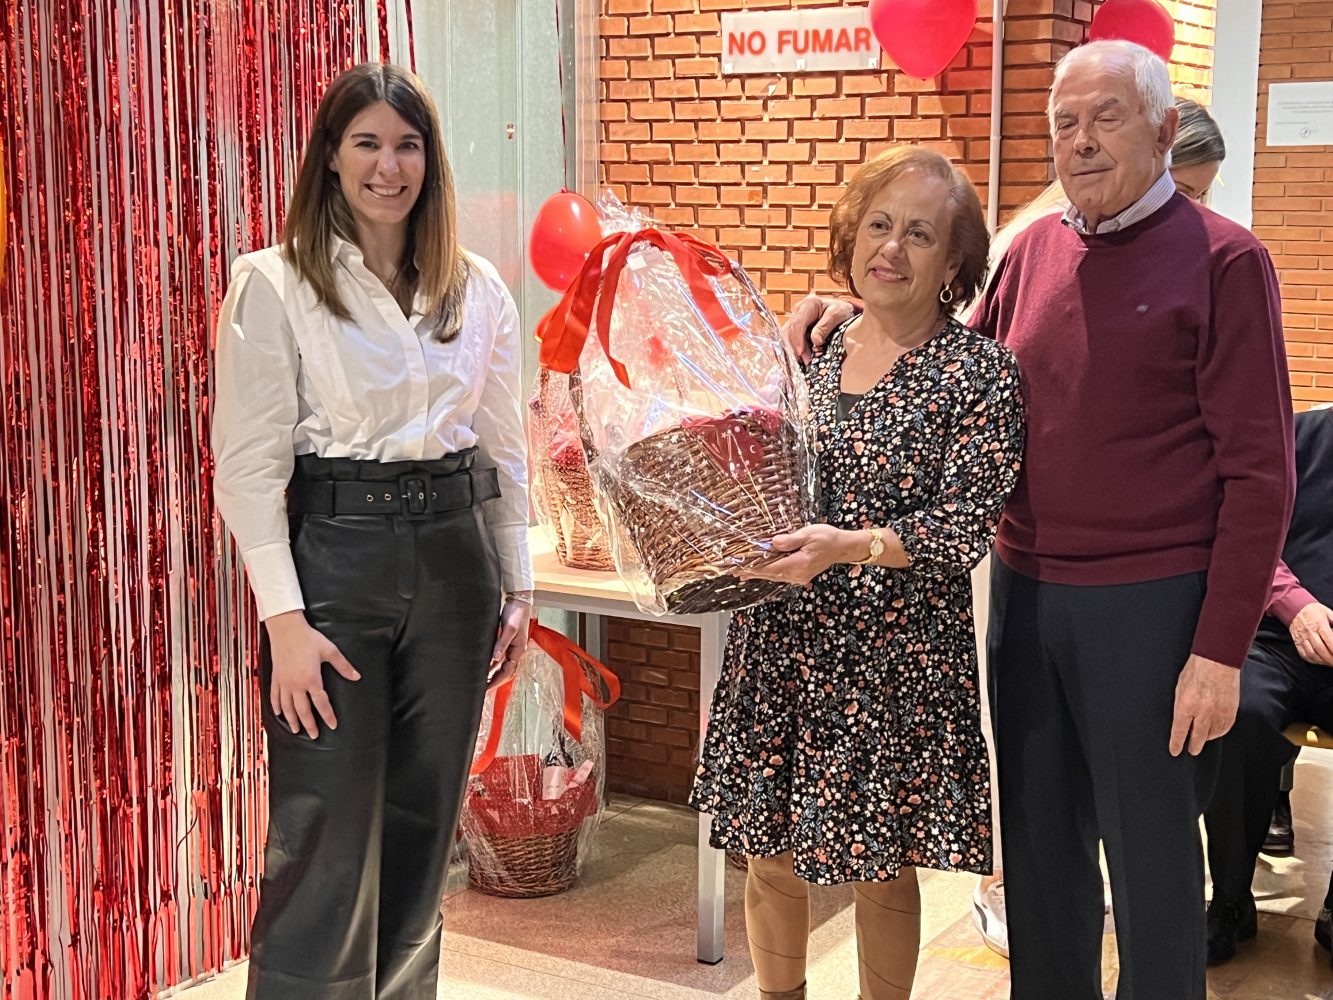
xmin=738 ymin=524 xmax=858 ymax=586
xmin=488 ymin=598 xmax=532 ymax=691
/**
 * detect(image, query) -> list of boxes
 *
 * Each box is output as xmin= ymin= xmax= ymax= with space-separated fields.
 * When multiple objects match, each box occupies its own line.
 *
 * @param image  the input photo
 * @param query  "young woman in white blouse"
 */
xmin=212 ymin=63 xmax=531 ymax=999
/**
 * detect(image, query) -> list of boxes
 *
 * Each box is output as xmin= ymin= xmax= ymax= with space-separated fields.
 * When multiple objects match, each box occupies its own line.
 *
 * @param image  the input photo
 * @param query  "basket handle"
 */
xmin=470 ymin=622 xmax=621 ymax=776
xmin=536 ymin=227 xmax=743 ymax=389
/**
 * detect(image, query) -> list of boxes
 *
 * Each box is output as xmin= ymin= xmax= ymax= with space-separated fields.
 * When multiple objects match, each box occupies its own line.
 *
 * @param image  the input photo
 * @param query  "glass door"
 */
xmin=413 ymin=0 xmax=589 ymax=692
xmin=415 ymin=0 xmax=581 ymax=390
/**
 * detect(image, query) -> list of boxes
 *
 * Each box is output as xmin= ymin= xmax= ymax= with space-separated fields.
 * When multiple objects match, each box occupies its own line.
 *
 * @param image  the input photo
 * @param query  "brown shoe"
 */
xmin=759 ymin=985 xmax=806 ymax=1000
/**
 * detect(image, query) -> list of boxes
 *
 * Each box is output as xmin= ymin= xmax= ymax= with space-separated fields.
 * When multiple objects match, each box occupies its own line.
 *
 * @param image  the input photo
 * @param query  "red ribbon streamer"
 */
xmin=536 ymin=228 xmax=743 ymax=389
xmin=471 ymin=623 xmax=621 ymax=777
xmin=376 ymin=0 xmax=392 ymax=62
xmin=0 ymin=2 xmax=387 ymax=996
xmin=0 ymin=133 xmax=6 ymax=283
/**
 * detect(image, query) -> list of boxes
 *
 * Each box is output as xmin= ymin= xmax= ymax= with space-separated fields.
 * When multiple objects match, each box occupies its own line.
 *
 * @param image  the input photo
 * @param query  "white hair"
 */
xmin=1048 ymin=39 xmax=1174 ymax=130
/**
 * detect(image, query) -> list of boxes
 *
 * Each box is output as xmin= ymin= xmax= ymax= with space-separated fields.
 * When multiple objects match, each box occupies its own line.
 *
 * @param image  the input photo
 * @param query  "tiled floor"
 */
xmin=172 ymin=752 xmax=1333 ymax=1000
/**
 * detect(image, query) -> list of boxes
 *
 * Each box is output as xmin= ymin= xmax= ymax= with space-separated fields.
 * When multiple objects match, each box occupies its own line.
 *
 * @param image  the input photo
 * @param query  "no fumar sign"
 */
xmin=721 ymin=7 xmax=881 ymax=76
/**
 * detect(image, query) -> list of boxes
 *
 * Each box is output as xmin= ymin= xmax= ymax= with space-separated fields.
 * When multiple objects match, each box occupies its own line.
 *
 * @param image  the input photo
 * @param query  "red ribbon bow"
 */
xmin=536 ymin=227 xmax=744 ymax=389
xmin=470 ymin=622 xmax=622 ymax=776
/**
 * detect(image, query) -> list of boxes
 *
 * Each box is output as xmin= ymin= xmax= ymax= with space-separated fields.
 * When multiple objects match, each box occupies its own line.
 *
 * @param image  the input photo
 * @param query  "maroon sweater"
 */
xmin=973 ymin=195 xmax=1295 ymax=668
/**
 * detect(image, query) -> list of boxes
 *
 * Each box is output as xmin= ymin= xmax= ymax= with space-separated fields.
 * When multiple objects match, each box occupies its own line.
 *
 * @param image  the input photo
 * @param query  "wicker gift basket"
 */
xmin=594 ymin=402 xmax=809 ymax=613
xmin=463 ymin=753 xmax=598 ymax=898
xmin=538 ymin=226 xmax=817 ymax=615
xmin=462 ymin=623 xmax=619 ymax=898
xmin=528 ymin=369 xmax=615 ymax=570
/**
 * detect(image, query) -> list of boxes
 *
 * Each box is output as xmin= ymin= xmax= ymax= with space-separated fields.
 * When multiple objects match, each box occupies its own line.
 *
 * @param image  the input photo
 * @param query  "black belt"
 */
xmin=287 ymin=467 xmax=501 ymax=519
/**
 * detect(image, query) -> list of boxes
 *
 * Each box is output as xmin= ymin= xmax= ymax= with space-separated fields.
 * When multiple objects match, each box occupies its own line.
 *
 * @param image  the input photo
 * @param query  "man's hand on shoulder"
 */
xmin=780 ymin=294 xmax=856 ymax=365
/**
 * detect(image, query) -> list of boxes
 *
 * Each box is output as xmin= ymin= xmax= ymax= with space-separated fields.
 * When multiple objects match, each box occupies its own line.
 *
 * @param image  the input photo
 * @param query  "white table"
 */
xmin=527 ymin=526 xmax=728 ymax=964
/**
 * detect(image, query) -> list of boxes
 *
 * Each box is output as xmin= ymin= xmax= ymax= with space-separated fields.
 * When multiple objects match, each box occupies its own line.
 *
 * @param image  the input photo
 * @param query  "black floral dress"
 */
xmin=689 ymin=318 xmax=1025 ymax=885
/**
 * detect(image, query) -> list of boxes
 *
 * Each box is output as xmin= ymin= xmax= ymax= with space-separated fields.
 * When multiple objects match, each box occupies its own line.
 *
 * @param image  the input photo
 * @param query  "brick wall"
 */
xmin=1250 ymin=0 xmax=1333 ymax=410
xmin=996 ymin=0 xmax=1095 ymax=217
xmin=1161 ymin=1 xmax=1217 ymax=101
xmin=603 ymin=618 xmax=701 ymax=804
xmin=599 ymin=0 xmax=1107 ymax=315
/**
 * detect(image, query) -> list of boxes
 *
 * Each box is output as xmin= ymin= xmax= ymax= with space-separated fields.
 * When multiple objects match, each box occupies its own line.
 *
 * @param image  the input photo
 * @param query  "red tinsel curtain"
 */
xmin=0 ymin=3 xmax=406 ymax=997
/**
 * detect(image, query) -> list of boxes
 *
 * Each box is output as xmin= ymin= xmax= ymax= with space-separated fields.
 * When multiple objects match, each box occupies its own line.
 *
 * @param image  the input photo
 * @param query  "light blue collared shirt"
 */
xmin=1060 ymin=169 xmax=1176 ymax=235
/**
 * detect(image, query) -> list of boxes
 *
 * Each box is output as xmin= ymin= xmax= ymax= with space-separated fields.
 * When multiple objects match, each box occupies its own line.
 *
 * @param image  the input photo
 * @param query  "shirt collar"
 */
xmin=330 ymin=235 xmax=431 ymax=321
xmin=1061 ymin=169 xmax=1176 ymax=235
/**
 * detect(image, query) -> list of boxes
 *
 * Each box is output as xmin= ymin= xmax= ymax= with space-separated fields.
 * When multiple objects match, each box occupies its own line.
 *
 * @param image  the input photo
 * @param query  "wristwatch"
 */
xmin=860 ymin=527 xmax=885 ymax=564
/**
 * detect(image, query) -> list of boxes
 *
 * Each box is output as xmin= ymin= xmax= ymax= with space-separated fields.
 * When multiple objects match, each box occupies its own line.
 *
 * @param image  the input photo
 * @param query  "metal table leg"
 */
xmin=696 ymin=611 xmax=728 ymax=964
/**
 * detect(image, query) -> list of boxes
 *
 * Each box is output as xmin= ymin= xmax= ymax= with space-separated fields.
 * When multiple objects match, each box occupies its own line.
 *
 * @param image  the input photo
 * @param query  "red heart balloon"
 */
xmin=1088 ymin=0 xmax=1176 ymax=63
xmin=529 ymin=191 xmax=605 ymax=292
xmin=869 ymin=0 xmax=978 ymax=80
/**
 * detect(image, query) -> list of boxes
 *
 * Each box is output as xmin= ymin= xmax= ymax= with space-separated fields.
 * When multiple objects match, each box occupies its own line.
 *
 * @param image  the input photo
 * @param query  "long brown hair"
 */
xmin=282 ymin=63 xmax=470 ymax=341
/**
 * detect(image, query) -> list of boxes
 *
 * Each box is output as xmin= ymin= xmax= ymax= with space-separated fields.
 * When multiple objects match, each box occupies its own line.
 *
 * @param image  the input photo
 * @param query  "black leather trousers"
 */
xmin=246 ymin=454 xmax=501 ymax=1000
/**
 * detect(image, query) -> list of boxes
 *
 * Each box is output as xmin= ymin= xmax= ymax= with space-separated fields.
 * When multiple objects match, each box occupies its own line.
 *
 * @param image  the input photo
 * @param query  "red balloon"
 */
xmin=1088 ymin=0 xmax=1176 ymax=63
xmin=529 ymin=191 xmax=604 ymax=292
xmin=869 ymin=0 xmax=977 ymax=80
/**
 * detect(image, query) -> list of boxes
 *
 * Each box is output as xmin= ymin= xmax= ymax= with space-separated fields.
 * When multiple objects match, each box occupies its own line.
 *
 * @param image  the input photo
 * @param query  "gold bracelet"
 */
xmin=859 ymin=527 xmax=885 ymax=564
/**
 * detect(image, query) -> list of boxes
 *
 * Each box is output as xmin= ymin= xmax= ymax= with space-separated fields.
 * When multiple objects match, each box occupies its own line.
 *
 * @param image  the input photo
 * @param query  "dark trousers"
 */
xmin=1204 ymin=634 xmax=1333 ymax=903
xmin=988 ymin=559 xmax=1219 ymax=1000
xmin=246 ymin=455 xmax=501 ymax=1000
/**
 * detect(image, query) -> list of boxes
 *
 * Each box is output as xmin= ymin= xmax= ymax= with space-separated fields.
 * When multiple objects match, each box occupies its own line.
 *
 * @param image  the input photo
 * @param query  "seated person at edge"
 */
xmin=689 ymin=146 xmax=1026 ymax=1000
xmin=1204 ymin=403 xmax=1333 ymax=967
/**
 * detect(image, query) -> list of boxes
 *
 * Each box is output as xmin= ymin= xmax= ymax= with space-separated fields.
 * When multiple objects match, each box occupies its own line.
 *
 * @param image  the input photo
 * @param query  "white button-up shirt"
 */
xmin=212 ymin=239 xmax=532 ymax=619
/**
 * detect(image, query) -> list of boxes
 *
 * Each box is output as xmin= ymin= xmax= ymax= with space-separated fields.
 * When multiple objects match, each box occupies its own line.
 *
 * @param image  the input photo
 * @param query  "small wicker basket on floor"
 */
xmin=466 ymin=828 xmax=582 ymax=898
xmin=462 ymin=753 xmax=601 ymax=899
xmin=600 ymin=409 xmax=809 ymax=613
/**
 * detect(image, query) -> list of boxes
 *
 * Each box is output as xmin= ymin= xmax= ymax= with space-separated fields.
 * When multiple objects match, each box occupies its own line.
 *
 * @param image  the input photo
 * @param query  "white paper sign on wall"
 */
xmin=721 ymin=7 xmax=880 ymax=76
xmin=1266 ymin=81 xmax=1333 ymax=147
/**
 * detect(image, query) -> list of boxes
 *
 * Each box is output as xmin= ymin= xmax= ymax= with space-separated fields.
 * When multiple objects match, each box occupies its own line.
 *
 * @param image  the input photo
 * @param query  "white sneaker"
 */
xmin=971 ymin=878 xmax=1009 ymax=958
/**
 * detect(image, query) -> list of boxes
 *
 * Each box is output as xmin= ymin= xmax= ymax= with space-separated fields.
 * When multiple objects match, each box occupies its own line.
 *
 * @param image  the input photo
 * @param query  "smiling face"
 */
xmin=1050 ymin=56 xmax=1177 ymax=228
xmin=329 ymin=100 xmax=426 ymax=239
xmin=849 ymin=169 xmax=961 ymax=318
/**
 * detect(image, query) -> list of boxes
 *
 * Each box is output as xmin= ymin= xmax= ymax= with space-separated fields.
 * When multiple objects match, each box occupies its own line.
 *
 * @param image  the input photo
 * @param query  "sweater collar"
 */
xmin=1060 ymin=169 xmax=1176 ymax=236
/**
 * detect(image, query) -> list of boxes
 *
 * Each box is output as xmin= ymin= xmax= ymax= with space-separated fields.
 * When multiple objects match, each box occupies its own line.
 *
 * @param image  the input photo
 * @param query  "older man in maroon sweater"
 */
xmin=969 ymin=41 xmax=1294 ymax=999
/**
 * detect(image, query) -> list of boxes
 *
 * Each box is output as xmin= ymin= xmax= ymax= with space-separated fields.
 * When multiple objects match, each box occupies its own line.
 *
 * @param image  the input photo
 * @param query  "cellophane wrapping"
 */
xmin=567 ymin=230 xmax=818 ymax=615
xmin=529 ymin=368 xmax=615 ymax=569
xmin=527 ymin=195 xmax=649 ymax=571
xmin=461 ymin=638 xmax=610 ymax=898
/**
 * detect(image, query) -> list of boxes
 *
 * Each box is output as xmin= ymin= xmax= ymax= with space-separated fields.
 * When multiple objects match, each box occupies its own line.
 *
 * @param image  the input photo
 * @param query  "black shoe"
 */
xmin=1316 ymin=905 xmax=1332 ymax=960
xmin=1207 ymin=894 xmax=1258 ymax=966
xmin=1262 ymin=791 xmax=1294 ymax=856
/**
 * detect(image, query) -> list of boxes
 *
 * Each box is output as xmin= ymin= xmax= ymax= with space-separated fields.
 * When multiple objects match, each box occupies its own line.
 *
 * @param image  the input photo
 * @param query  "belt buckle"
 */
xmin=399 ymin=474 xmax=432 ymax=520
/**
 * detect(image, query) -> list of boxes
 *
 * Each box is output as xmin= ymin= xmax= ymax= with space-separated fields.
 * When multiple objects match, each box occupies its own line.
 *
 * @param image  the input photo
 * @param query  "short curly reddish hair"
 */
xmin=827 ymin=146 xmax=990 ymax=312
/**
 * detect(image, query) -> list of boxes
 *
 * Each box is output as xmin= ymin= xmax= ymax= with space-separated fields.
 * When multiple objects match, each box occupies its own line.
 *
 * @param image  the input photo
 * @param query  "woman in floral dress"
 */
xmin=690 ymin=146 xmax=1025 ymax=1000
